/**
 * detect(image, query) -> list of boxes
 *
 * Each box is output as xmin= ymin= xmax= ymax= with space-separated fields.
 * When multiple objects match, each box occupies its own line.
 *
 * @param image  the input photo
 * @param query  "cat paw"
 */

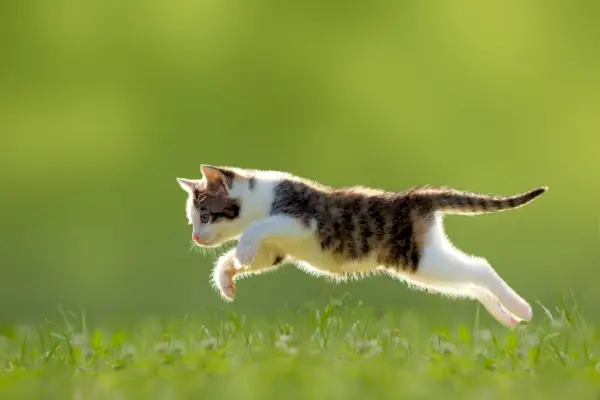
xmin=235 ymin=240 xmax=258 ymax=266
xmin=212 ymin=257 xmax=237 ymax=302
xmin=217 ymin=268 xmax=236 ymax=302
xmin=220 ymin=280 xmax=236 ymax=302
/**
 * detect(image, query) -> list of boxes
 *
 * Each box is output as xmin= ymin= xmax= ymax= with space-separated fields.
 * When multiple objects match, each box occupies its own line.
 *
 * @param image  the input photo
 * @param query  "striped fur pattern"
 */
xmin=271 ymin=181 xmax=434 ymax=273
xmin=176 ymin=165 xmax=548 ymax=328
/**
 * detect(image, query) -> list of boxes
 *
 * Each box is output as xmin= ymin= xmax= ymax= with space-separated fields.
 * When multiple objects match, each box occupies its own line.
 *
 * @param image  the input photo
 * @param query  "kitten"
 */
xmin=176 ymin=165 xmax=547 ymax=328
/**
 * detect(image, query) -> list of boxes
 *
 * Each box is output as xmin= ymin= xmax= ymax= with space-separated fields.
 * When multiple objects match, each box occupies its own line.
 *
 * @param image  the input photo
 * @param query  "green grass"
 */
xmin=0 ymin=295 xmax=598 ymax=399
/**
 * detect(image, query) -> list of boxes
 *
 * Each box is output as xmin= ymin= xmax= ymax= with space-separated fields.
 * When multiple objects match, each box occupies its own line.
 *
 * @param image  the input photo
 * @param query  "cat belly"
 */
xmin=271 ymin=237 xmax=380 ymax=275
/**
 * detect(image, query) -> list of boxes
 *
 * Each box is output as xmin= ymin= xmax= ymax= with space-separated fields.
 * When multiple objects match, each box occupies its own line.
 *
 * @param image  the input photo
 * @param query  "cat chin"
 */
xmin=194 ymin=241 xmax=221 ymax=248
xmin=195 ymin=236 xmax=234 ymax=249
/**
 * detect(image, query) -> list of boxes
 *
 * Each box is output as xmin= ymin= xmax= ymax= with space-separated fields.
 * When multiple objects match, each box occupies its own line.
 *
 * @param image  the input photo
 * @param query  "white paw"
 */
xmin=498 ymin=303 xmax=521 ymax=329
xmin=211 ymin=258 xmax=237 ymax=302
xmin=481 ymin=294 xmax=522 ymax=329
xmin=235 ymin=240 xmax=258 ymax=266
xmin=219 ymin=277 xmax=236 ymax=302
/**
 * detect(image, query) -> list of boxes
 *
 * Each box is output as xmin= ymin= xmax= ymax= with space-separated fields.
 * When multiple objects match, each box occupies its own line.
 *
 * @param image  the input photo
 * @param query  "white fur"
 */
xmin=414 ymin=217 xmax=532 ymax=322
xmin=235 ymin=215 xmax=312 ymax=266
xmin=178 ymin=169 xmax=532 ymax=327
xmin=211 ymin=250 xmax=237 ymax=302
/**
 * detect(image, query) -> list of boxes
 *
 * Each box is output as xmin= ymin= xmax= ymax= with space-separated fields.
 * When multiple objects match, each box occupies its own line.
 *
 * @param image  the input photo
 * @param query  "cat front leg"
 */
xmin=211 ymin=250 xmax=238 ymax=302
xmin=235 ymin=215 xmax=312 ymax=266
xmin=211 ymin=244 xmax=286 ymax=302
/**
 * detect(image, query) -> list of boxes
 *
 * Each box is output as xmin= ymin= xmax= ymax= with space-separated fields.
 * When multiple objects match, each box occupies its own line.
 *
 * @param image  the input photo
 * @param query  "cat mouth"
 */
xmin=192 ymin=234 xmax=210 ymax=245
xmin=192 ymin=235 xmax=219 ymax=247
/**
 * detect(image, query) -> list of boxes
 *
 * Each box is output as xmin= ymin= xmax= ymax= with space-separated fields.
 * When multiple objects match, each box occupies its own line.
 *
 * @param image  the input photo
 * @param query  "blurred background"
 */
xmin=0 ymin=0 xmax=598 ymax=327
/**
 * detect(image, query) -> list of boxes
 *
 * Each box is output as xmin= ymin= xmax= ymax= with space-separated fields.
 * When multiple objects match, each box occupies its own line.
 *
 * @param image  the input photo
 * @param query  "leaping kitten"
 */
xmin=176 ymin=165 xmax=547 ymax=328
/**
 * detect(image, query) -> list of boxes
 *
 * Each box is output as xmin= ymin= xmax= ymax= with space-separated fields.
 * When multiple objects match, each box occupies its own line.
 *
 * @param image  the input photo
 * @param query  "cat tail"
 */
xmin=424 ymin=186 xmax=548 ymax=215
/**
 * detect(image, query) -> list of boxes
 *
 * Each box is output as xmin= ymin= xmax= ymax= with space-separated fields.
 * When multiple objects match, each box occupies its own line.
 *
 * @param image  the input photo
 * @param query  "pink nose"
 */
xmin=192 ymin=234 xmax=202 ymax=244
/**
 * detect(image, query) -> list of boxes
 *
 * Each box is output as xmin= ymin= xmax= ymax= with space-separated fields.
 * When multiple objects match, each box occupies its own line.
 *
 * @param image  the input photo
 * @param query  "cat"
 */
xmin=176 ymin=164 xmax=547 ymax=328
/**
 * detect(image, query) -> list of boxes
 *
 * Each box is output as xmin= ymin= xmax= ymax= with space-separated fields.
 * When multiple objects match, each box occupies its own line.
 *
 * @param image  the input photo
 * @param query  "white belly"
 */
xmin=270 ymin=236 xmax=381 ymax=276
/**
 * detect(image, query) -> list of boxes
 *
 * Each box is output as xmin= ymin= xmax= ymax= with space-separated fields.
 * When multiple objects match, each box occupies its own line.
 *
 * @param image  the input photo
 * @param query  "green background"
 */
xmin=1 ymin=0 xmax=598 ymax=327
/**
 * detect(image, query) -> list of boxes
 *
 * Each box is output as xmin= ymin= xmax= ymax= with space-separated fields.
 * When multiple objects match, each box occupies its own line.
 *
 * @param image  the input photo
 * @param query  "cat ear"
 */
xmin=176 ymin=177 xmax=197 ymax=193
xmin=200 ymin=164 xmax=234 ymax=194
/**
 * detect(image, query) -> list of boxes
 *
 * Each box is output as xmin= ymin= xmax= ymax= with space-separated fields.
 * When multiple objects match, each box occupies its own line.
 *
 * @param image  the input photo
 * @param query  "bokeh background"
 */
xmin=1 ymin=0 xmax=598 ymax=327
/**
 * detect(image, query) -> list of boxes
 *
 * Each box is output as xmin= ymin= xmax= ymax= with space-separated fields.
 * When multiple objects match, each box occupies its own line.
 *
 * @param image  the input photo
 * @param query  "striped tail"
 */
xmin=425 ymin=186 xmax=548 ymax=215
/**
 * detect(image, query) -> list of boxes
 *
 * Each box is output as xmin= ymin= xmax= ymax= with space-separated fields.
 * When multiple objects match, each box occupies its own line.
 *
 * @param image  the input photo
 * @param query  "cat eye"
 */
xmin=200 ymin=214 xmax=210 ymax=223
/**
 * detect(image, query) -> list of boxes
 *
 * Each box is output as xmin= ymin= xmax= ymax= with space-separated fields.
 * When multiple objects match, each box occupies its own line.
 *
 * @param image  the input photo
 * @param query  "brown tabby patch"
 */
xmin=192 ymin=183 xmax=240 ymax=223
xmin=270 ymin=179 xmax=547 ymax=272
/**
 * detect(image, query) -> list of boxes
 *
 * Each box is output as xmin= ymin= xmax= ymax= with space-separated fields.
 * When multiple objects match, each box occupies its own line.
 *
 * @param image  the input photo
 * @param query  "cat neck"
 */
xmin=233 ymin=170 xmax=281 ymax=223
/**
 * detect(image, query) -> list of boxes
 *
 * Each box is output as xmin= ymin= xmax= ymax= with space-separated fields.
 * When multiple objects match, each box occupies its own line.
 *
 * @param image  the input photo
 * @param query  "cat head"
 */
xmin=176 ymin=165 xmax=248 ymax=248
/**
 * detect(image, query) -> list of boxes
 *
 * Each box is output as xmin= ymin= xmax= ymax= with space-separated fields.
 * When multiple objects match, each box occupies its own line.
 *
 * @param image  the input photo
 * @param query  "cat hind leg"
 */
xmin=415 ymin=219 xmax=532 ymax=322
xmin=395 ymin=272 xmax=521 ymax=328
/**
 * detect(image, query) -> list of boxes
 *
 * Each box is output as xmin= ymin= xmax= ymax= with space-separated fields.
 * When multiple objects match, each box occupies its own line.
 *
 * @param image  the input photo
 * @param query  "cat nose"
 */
xmin=192 ymin=233 xmax=202 ymax=244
